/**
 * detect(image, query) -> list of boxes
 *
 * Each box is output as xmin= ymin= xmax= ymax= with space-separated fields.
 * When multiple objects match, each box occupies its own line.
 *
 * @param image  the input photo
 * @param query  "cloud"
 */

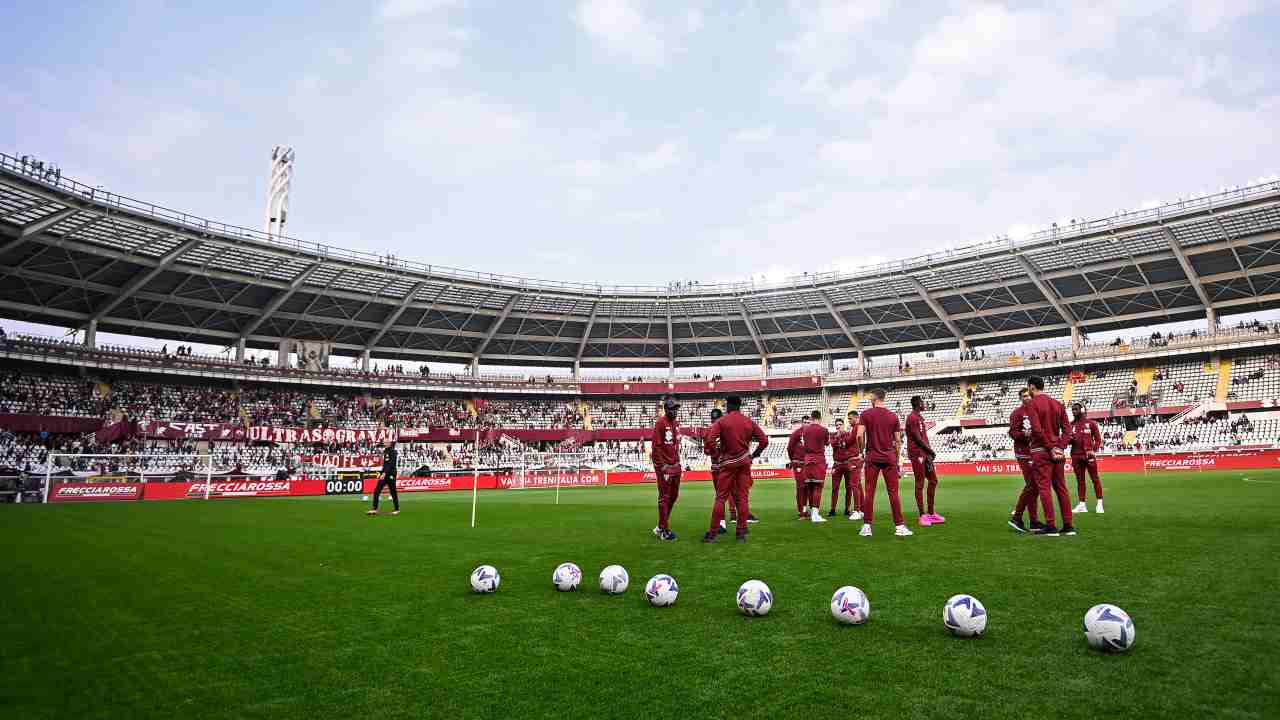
xmin=383 ymin=94 xmax=534 ymax=176
xmin=625 ymin=140 xmax=683 ymax=173
xmin=575 ymin=0 xmax=665 ymax=64
xmin=557 ymin=140 xmax=685 ymax=183
xmin=685 ymin=9 xmax=704 ymax=33
xmin=377 ymin=0 xmax=461 ymax=22
xmin=733 ymin=126 xmax=775 ymax=143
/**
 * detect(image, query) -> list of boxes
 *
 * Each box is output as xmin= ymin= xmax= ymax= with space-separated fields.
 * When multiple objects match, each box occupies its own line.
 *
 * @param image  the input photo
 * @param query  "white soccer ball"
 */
xmin=943 ymin=594 xmax=988 ymax=637
xmin=737 ymin=580 xmax=774 ymax=617
xmin=470 ymin=565 xmax=500 ymax=593
xmin=552 ymin=562 xmax=582 ymax=592
xmin=645 ymin=574 xmax=679 ymax=607
xmin=830 ymin=586 xmax=870 ymax=625
xmin=1084 ymin=604 xmax=1136 ymax=652
xmin=599 ymin=565 xmax=630 ymax=594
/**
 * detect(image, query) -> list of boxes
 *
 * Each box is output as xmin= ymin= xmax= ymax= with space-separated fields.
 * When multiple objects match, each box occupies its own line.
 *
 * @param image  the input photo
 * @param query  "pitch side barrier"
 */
xmin=33 ymin=450 xmax=1280 ymax=503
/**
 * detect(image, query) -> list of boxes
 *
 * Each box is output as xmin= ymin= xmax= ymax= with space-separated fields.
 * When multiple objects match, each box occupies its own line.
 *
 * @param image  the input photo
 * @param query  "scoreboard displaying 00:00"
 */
xmin=324 ymin=478 xmax=364 ymax=495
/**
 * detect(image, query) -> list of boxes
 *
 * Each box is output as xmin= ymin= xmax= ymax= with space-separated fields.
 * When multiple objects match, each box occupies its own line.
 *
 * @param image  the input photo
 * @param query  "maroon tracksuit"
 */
xmin=704 ymin=411 xmax=768 ymax=535
xmin=801 ymin=422 xmax=830 ymax=510
xmin=829 ymin=429 xmax=860 ymax=514
xmin=787 ymin=425 xmax=806 ymax=513
xmin=861 ymin=406 xmax=904 ymax=526
xmin=1026 ymin=393 xmax=1073 ymax=528
xmin=906 ymin=410 xmax=938 ymax=516
xmin=1069 ymin=418 xmax=1104 ymax=501
xmin=1008 ymin=403 xmax=1040 ymax=523
xmin=651 ymin=414 xmax=681 ymax=531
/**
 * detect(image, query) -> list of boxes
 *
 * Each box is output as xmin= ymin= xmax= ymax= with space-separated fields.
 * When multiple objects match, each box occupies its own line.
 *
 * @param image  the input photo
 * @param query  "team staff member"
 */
xmin=366 ymin=440 xmax=400 ymax=516
xmin=1007 ymin=388 xmax=1042 ymax=532
xmin=703 ymin=395 xmax=768 ymax=543
xmin=707 ymin=408 xmax=729 ymax=535
xmin=801 ymin=410 xmax=830 ymax=523
xmin=1026 ymin=376 xmax=1076 ymax=536
xmin=859 ymin=388 xmax=912 ymax=538
xmin=786 ymin=418 xmax=808 ymax=519
xmin=651 ymin=395 xmax=682 ymax=541
xmin=827 ymin=418 xmax=859 ymax=518
xmin=1068 ymin=403 xmax=1105 ymax=514
xmin=906 ymin=396 xmax=945 ymax=526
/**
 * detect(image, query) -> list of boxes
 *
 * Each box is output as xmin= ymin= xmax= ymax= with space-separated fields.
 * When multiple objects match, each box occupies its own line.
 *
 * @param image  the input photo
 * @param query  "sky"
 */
xmin=3 ymin=1 xmax=1280 ymax=373
xmin=3 ymin=0 xmax=1279 ymax=289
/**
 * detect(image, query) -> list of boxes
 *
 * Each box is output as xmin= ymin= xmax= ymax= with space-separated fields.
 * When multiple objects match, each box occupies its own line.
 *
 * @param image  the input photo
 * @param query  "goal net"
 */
xmin=42 ymin=453 xmax=215 ymax=503
xmin=511 ymin=452 xmax=607 ymax=492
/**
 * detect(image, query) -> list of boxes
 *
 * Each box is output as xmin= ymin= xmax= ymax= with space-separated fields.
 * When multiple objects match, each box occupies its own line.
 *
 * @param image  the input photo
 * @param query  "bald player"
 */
xmin=859 ymin=388 xmax=912 ymax=538
xmin=702 ymin=395 xmax=768 ymax=543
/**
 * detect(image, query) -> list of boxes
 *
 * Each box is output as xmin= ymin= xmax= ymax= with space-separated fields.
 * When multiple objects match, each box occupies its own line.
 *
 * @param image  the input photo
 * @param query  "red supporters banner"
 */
xmin=48 ymin=483 xmax=143 ymax=502
xmin=246 ymin=426 xmax=397 ymax=444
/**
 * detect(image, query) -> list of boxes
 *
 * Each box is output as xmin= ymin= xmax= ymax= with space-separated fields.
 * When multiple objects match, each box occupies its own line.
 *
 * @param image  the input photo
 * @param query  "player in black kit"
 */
xmin=366 ymin=440 xmax=400 ymax=516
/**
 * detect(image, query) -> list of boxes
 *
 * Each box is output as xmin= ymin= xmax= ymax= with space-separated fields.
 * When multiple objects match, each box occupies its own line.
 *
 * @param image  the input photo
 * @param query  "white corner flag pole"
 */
xmin=470 ymin=429 xmax=479 ymax=528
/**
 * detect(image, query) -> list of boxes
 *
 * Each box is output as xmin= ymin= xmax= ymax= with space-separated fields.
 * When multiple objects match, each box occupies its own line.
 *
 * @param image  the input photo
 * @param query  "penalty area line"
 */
xmin=1242 ymin=478 xmax=1280 ymax=484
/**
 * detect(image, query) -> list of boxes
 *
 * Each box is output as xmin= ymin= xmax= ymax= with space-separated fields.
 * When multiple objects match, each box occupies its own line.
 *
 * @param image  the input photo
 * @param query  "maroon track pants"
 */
xmin=1024 ymin=451 xmax=1072 ymax=528
xmin=793 ymin=466 xmax=806 ymax=513
xmin=909 ymin=455 xmax=939 ymax=516
xmin=863 ymin=461 xmax=904 ymax=526
xmin=1072 ymin=457 xmax=1104 ymax=501
xmin=655 ymin=465 xmax=681 ymax=531
xmin=709 ymin=463 xmax=751 ymax=534
xmin=1012 ymin=458 xmax=1040 ymax=523
xmin=830 ymin=462 xmax=861 ymax=513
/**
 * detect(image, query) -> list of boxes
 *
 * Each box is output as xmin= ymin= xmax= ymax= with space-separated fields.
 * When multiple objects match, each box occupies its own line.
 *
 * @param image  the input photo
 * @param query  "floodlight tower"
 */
xmin=264 ymin=146 xmax=295 ymax=239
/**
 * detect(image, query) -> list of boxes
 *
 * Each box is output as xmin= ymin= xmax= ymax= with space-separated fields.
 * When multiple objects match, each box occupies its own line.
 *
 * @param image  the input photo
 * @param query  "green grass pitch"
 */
xmin=3 ymin=470 xmax=1279 ymax=719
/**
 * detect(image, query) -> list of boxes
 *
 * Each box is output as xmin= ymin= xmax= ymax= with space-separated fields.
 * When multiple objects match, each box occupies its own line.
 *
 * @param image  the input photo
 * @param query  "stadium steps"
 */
xmin=581 ymin=399 xmax=592 ymax=431
xmin=465 ymin=398 xmax=478 ymax=419
xmin=764 ymin=395 xmax=777 ymax=426
xmin=847 ymin=392 xmax=863 ymax=415
xmin=1216 ymin=357 xmax=1233 ymax=402
xmin=1134 ymin=366 xmax=1157 ymax=394
xmin=1062 ymin=377 xmax=1075 ymax=405
xmin=1124 ymin=430 xmax=1138 ymax=446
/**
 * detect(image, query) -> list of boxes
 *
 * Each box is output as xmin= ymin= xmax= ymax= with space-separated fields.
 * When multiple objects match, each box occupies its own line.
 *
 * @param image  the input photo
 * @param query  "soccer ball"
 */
xmin=552 ymin=562 xmax=582 ymax=592
xmin=830 ymin=586 xmax=870 ymax=625
xmin=1084 ymin=604 xmax=1136 ymax=652
xmin=599 ymin=564 xmax=629 ymax=594
xmin=737 ymin=580 xmax=773 ymax=617
xmin=470 ymin=565 xmax=500 ymax=593
xmin=645 ymin=574 xmax=679 ymax=607
xmin=943 ymin=594 xmax=988 ymax=637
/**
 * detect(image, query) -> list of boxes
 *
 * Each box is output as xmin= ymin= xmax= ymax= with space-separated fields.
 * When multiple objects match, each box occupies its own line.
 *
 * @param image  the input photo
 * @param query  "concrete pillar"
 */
xmin=668 ymin=359 xmax=674 ymax=378
xmin=470 ymin=357 xmax=480 ymax=378
xmin=1207 ymin=307 xmax=1218 ymax=336
xmin=235 ymin=337 xmax=246 ymax=362
xmin=1070 ymin=326 xmax=1080 ymax=355
xmin=277 ymin=339 xmax=290 ymax=368
xmin=760 ymin=356 xmax=769 ymax=377
xmin=957 ymin=337 xmax=969 ymax=353
xmin=858 ymin=350 xmax=867 ymax=374
xmin=572 ymin=360 xmax=581 ymax=380
xmin=361 ymin=349 xmax=371 ymax=372
xmin=84 ymin=319 xmax=97 ymax=348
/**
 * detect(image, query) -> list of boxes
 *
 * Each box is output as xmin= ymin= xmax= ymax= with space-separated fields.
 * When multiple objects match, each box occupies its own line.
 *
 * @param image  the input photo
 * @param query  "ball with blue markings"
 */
xmin=470 ymin=565 xmax=500 ymax=593
xmin=599 ymin=565 xmax=629 ymax=594
xmin=645 ymin=574 xmax=679 ymax=607
xmin=943 ymin=594 xmax=988 ymax=637
xmin=1084 ymin=604 xmax=1136 ymax=652
xmin=736 ymin=580 xmax=773 ymax=617
xmin=552 ymin=562 xmax=582 ymax=592
xmin=830 ymin=586 xmax=870 ymax=625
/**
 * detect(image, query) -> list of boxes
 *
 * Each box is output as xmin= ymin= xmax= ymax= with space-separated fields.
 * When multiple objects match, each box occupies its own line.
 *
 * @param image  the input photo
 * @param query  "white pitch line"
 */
xmin=1243 ymin=478 xmax=1280 ymax=484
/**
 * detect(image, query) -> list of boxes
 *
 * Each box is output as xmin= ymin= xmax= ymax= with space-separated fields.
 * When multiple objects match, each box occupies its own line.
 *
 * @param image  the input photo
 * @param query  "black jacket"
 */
xmin=382 ymin=446 xmax=398 ymax=476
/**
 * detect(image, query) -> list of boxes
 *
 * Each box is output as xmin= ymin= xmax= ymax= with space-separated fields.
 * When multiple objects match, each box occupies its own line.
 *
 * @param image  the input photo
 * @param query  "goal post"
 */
xmin=42 ymin=453 xmax=215 ymax=503
xmin=512 ymin=452 xmax=607 ymax=504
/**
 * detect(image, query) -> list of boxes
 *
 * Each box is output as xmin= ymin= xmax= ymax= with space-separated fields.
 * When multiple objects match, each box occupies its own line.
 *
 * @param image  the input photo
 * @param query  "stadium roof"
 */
xmin=2 ymin=151 xmax=1279 ymax=369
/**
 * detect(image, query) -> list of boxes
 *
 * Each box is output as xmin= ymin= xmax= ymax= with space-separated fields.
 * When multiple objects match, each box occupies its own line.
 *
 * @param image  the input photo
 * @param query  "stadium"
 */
xmin=4 ymin=5 xmax=1280 ymax=719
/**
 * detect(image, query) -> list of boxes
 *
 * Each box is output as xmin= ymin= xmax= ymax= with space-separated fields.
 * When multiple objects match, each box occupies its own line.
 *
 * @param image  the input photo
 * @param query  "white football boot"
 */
xmin=1074 ymin=501 xmax=1088 ymax=514
xmin=1095 ymin=499 xmax=1104 ymax=514
xmin=859 ymin=524 xmax=873 ymax=537
xmin=894 ymin=524 xmax=914 ymax=537
xmin=810 ymin=507 xmax=827 ymax=523
xmin=847 ymin=510 xmax=863 ymax=521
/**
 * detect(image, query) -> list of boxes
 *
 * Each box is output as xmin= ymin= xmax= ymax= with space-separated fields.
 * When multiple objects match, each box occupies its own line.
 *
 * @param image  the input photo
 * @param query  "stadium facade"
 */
xmin=3 ymin=152 xmax=1280 ymax=377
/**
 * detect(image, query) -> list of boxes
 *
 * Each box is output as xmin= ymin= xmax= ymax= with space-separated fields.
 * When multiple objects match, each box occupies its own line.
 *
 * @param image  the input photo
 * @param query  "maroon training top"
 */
xmin=801 ymin=422 xmax=830 ymax=460
xmin=860 ymin=405 xmax=901 ymax=466
xmin=704 ymin=411 xmax=768 ymax=468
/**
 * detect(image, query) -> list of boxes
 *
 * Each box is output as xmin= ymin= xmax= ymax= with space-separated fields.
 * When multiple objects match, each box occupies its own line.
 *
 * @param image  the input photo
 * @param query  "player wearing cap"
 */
xmin=706 ymin=407 xmax=730 ymax=535
xmin=651 ymin=395 xmax=682 ymax=541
